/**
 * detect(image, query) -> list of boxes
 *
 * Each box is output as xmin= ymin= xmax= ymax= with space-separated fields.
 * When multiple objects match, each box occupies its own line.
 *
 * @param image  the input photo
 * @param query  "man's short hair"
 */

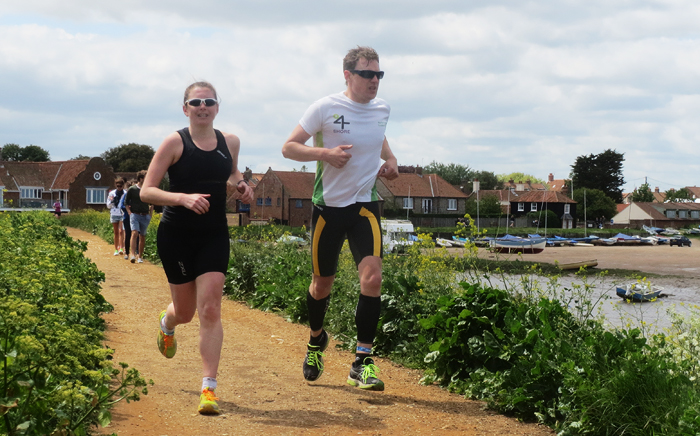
xmin=136 ymin=170 xmax=147 ymax=181
xmin=343 ymin=46 xmax=379 ymax=72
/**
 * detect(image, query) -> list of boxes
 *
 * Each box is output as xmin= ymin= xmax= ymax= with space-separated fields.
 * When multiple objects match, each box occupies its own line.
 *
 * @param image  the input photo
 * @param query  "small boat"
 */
xmin=490 ymin=235 xmax=546 ymax=254
xmin=559 ymin=259 xmax=598 ymax=270
xmin=591 ymin=237 xmax=616 ymax=246
xmin=450 ymin=236 xmax=467 ymax=247
xmin=613 ymin=233 xmax=641 ymax=245
xmin=546 ymin=235 xmax=572 ymax=246
xmin=616 ymin=282 xmax=663 ymax=302
xmin=435 ymin=238 xmax=453 ymax=247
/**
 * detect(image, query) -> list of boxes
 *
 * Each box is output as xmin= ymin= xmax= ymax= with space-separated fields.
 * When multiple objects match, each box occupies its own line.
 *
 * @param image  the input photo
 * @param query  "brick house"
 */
xmin=375 ymin=170 xmax=468 ymax=227
xmin=0 ymin=157 xmax=117 ymax=211
xmin=611 ymin=202 xmax=700 ymax=229
xmin=248 ymin=168 xmax=316 ymax=228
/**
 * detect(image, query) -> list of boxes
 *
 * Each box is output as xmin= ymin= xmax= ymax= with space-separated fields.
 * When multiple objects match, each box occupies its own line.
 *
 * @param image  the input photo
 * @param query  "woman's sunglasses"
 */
xmin=186 ymin=98 xmax=218 ymax=107
xmin=350 ymin=70 xmax=385 ymax=80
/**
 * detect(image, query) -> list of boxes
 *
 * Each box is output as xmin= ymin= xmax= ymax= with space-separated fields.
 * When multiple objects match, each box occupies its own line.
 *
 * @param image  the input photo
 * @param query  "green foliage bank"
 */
xmin=1 ymin=212 xmax=149 ymax=435
xmin=225 ymin=225 xmax=700 ymax=435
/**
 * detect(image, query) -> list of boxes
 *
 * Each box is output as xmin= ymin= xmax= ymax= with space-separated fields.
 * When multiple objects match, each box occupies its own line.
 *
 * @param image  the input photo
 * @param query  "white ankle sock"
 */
xmin=160 ymin=316 xmax=174 ymax=335
xmin=202 ymin=377 xmax=217 ymax=391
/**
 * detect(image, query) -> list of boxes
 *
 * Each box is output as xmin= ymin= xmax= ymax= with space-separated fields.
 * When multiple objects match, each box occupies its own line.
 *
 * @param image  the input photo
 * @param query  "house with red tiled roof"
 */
xmin=247 ymin=168 xmax=317 ymax=228
xmin=546 ymin=173 xmax=570 ymax=195
xmin=375 ymin=170 xmax=468 ymax=227
xmin=505 ymin=190 xmax=578 ymax=228
xmin=0 ymin=157 xmax=117 ymax=212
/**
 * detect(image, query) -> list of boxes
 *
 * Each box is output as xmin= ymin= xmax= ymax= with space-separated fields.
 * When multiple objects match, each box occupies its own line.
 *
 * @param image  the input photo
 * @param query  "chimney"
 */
xmin=516 ymin=181 xmax=525 ymax=192
xmin=548 ymin=173 xmax=554 ymax=183
xmin=655 ymin=187 xmax=659 ymax=193
xmin=473 ymin=179 xmax=480 ymax=193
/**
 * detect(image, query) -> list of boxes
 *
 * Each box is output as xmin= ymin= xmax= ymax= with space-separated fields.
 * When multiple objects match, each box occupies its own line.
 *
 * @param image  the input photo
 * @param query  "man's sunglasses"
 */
xmin=186 ymin=98 xmax=218 ymax=107
xmin=350 ymin=70 xmax=385 ymax=80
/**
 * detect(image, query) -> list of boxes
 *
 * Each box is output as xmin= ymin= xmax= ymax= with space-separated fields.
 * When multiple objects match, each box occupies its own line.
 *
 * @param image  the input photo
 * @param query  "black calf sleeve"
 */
xmin=355 ymin=294 xmax=381 ymax=344
xmin=307 ymin=291 xmax=330 ymax=332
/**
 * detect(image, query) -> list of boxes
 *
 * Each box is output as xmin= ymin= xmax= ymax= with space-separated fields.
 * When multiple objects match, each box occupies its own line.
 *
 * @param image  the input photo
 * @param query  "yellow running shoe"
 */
xmin=198 ymin=387 xmax=220 ymax=415
xmin=156 ymin=310 xmax=177 ymax=358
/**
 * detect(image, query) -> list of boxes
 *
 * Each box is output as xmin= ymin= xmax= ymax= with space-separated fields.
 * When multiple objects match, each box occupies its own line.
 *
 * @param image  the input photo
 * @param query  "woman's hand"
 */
xmin=181 ymin=193 xmax=211 ymax=214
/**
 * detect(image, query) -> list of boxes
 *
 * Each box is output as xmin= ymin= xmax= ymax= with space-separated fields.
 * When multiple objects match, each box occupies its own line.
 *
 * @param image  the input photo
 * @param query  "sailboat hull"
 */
xmin=490 ymin=237 xmax=546 ymax=254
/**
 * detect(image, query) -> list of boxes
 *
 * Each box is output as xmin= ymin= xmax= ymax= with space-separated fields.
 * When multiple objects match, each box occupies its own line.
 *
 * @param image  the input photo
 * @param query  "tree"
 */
xmin=423 ymin=161 xmax=474 ymax=185
xmin=471 ymin=171 xmax=503 ymax=191
xmin=572 ymin=188 xmax=617 ymax=221
xmin=1 ymin=144 xmax=22 ymax=161
xmin=101 ymin=143 xmax=155 ymax=172
xmin=570 ymin=149 xmax=625 ymax=203
xmin=631 ymin=183 xmax=655 ymax=202
xmin=465 ymin=194 xmax=503 ymax=218
xmin=1 ymin=143 xmax=50 ymax=162
xmin=665 ymin=187 xmax=693 ymax=203
xmin=21 ymin=145 xmax=50 ymax=162
xmin=498 ymin=172 xmax=545 ymax=184
xmin=71 ymin=154 xmax=93 ymax=160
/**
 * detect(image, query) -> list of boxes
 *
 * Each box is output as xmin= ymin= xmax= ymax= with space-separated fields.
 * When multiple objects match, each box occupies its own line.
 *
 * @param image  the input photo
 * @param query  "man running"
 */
xmin=282 ymin=46 xmax=398 ymax=391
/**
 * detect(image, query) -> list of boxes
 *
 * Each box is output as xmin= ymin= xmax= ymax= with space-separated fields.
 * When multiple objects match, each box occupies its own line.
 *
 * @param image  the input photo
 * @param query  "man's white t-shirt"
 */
xmin=299 ymin=92 xmax=390 ymax=207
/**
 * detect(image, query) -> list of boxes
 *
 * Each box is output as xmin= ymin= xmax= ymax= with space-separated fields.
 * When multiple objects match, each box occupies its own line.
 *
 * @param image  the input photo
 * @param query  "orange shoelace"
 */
xmin=202 ymin=388 xmax=219 ymax=401
xmin=162 ymin=333 xmax=175 ymax=348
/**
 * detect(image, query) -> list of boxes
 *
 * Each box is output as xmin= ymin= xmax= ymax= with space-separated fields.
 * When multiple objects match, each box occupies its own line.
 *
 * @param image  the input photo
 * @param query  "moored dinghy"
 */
xmin=490 ymin=235 xmax=546 ymax=254
xmin=616 ymin=282 xmax=663 ymax=302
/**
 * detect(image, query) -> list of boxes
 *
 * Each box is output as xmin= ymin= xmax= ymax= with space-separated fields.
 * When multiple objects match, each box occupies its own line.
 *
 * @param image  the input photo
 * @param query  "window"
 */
xmin=277 ymin=197 xmax=281 ymax=206
xmin=422 ymin=199 xmax=432 ymax=214
xmin=403 ymin=197 xmax=413 ymax=209
xmin=679 ymin=210 xmax=688 ymax=219
xmin=518 ymin=203 xmax=524 ymax=212
xmin=666 ymin=210 xmax=677 ymax=219
xmin=564 ymin=204 xmax=571 ymax=214
xmin=264 ymin=197 xmax=272 ymax=206
xmin=85 ymin=188 xmax=107 ymax=204
xmin=0 ymin=188 xmax=3 ymax=206
xmin=295 ymin=199 xmax=303 ymax=208
xmin=692 ymin=211 xmax=700 ymax=219
xmin=256 ymin=198 xmax=263 ymax=206
xmin=531 ymin=202 xmax=537 ymax=212
xmin=447 ymin=199 xmax=457 ymax=210
xmin=20 ymin=187 xmax=43 ymax=199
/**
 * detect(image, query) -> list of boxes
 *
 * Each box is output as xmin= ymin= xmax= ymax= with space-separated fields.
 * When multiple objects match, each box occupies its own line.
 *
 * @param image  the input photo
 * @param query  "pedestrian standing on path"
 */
xmin=118 ymin=178 xmax=134 ymax=260
xmin=140 ymin=81 xmax=254 ymax=415
xmin=124 ymin=171 xmax=153 ymax=264
xmin=106 ymin=178 xmax=126 ymax=256
xmin=282 ymin=46 xmax=398 ymax=391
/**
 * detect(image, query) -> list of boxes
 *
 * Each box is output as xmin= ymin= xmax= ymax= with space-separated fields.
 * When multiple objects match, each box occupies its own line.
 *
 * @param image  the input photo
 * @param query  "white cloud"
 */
xmin=1 ymin=2 xmax=700 ymax=193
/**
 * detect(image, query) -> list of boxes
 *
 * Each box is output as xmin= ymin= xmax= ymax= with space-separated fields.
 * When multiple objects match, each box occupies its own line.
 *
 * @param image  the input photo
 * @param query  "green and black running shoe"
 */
xmin=347 ymin=356 xmax=384 ymax=391
xmin=303 ymin=331 xmax=329 ymax=381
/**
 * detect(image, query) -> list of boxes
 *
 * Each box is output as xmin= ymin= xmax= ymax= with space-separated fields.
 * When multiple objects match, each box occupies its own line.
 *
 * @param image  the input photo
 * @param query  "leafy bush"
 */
xmin=1 ymin=212 xmax=149 ymax=435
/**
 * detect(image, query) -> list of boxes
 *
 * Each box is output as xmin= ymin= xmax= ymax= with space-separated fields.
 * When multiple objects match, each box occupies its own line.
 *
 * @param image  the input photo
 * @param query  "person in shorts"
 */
xmin=282 ymin=46 xmax=398 ymax=391
xmin=140 ymin=81 xmax=254 ymax=415
xmin=106 ymin=178 xmax=126 ymax=256
xmin=124 ymin=170 xmax=153 ymax=263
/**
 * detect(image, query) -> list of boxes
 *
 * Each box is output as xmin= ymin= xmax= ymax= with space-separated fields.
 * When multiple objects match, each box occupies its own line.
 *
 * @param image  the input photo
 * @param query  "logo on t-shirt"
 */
xmin=333 ymin=114 xmax=350 ymax=133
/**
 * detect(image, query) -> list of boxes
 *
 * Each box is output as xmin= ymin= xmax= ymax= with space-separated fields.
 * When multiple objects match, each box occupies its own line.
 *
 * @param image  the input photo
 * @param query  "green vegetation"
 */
xmin=224 ymin=223 xmax=700 ymax=435
xmin=58 ymin=211 xmax=700 ymax=434
xmin=0 ymin=212 xmax=149 ymax=435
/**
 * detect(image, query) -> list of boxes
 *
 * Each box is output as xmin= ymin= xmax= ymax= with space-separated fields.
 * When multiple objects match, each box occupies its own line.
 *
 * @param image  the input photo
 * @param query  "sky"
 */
xmin=2 ymin=1 xmax=700 ymax=194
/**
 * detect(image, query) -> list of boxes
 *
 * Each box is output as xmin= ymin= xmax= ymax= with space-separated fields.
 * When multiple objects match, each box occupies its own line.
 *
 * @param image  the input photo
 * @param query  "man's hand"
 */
xmin=325 ymin=144 xmax=353 ymax=168
xmin=377 ymin=157 xmax=398 ymax=180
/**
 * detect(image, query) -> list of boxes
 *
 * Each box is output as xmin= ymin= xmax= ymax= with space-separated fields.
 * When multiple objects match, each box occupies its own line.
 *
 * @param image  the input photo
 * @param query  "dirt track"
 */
xmin=66 ymin=228 xmax=554 ymax=436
